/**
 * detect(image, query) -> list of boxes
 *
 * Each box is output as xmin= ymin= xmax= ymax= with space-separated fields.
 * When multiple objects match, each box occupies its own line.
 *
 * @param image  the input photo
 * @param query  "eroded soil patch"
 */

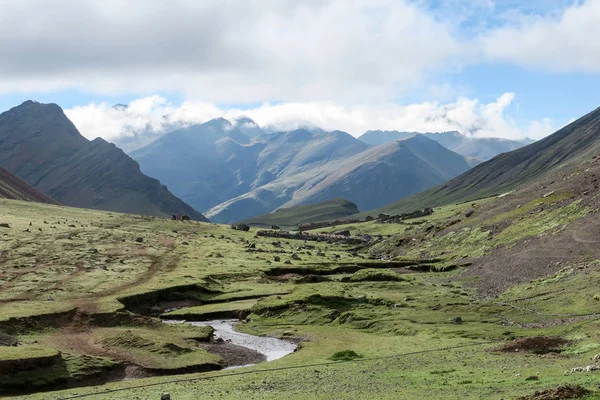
xmin=497 ymin=336 xmax=570 ymax=354
xmin=517 ymin=385 xmax=591 ymax=400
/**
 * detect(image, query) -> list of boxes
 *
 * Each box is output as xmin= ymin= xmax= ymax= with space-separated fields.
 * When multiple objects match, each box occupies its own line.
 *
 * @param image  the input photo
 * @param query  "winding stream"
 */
xmin=164 ymin=319 xmax=297 ymax=365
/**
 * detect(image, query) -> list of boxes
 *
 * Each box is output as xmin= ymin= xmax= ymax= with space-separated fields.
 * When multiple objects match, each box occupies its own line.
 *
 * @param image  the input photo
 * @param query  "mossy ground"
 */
xmin=3 ymin=196 xmax=600 ymax=399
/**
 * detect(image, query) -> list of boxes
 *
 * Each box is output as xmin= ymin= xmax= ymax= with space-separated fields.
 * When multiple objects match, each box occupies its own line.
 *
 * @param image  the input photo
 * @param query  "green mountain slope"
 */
xmin=242 ymin=198 xmax=359 ymax=228
xmin=364 ymin=106 xmax=600 ymax=216
xmin=0 ymin=101 xmax=207 ymax=221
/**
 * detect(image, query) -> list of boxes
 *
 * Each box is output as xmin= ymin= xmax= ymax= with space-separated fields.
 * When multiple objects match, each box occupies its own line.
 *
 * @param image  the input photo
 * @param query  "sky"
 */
xmin=0 ymin=0 xmax=598 ymax=143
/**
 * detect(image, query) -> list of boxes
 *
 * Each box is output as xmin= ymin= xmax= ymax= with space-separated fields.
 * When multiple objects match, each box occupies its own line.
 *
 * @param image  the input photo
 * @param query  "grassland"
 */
xmin=3 ymin=180 xmax=600 ymax=400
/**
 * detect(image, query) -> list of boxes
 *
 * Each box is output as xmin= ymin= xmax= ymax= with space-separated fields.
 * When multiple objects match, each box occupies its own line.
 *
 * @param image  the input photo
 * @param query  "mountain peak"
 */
xmin=204 ymin=117 xmax=233 ymax=129
xmin=234 ymin=115 xmax=256 ymax=126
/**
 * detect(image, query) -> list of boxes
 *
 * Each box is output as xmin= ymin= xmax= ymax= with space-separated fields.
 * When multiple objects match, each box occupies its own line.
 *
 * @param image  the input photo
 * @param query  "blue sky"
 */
xmin=0 ymin=0 xmax=598 ymax=141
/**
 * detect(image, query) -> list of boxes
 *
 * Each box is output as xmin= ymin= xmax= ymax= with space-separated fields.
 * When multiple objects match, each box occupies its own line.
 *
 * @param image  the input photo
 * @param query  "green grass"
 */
xmin=0 ymin=347 xmax=59 ymax=362
xmin=4 ymin=197 xmax=600 ymax=399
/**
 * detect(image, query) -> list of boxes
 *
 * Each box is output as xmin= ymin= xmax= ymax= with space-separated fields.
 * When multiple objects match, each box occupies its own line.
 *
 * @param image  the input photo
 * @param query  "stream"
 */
xmin=164 ymin=319 xmax=297 ymax=367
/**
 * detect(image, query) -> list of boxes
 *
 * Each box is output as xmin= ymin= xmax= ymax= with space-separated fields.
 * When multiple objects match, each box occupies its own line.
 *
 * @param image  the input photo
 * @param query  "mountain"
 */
xmin=0 ymin=167 xmax=59 ymax=204
xmin=357 ymin=130 xmax=419 ymax=146
xmin=242 ymin=198 xmax=359 ymax=229
xmin=131 ymin=122 xmax=369 ymax=217
xmin=0 ymin=101 xmax=207 ymax=221
xmin=366 ymin=106 xmax=600 ymax=216
xmin=129 ymin=118 xmax=474 ymax=224
xmin=358 ymin=130 xmax=530 ymax=161
xmin=205 ymin=135 xmax=472 ymax=223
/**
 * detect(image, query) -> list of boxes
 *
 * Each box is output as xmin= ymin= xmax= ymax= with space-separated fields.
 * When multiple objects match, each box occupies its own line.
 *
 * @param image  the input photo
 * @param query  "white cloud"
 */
xmin=482 ymin=0 xmax=600 ymax=72
xmin=0 ymin=0 xmax=463 ymax=102
xmin=65 ymin=93 xmax=557 ymax=147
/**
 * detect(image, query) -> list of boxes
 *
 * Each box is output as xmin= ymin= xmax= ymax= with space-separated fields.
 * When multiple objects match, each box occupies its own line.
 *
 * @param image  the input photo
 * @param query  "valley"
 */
xmin=3 ymin=151 xmax=600 ymax=399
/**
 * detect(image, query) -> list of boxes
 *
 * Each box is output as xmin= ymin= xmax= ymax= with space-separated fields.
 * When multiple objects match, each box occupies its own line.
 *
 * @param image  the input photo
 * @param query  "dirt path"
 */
xmin=85 ymin=249 xmax=180 ymax=299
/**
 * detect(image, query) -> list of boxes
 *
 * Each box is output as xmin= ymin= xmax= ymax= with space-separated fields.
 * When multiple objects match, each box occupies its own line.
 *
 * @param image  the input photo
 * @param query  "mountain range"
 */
xmin=366 ymin=106 xmax=600 ymax=217
xmin=0 ymin=101 xmax=208 ymax=221
xmin=358 ymin=130 xmax=532 ymax=162
xmin=0 ymin=100 xmax=538 ymax=224
xmin=129 ymin=118 xmax=488 ymax=223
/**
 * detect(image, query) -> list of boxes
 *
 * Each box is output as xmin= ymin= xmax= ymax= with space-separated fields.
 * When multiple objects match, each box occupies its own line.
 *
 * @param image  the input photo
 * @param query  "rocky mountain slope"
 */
xmin=131 ymin=119 xmax=473 ymax=223
xmin=359 ymin=130 xmax=530 ymax=161
xmin=365 ymin=106 xmax=600 ymax=216
xmin=131 ymin=122 xmax=370 ymax=221
xmin=0 ymin=101 xmax=207 ymax=220
xmin=0 ymin=167 xmax=59 ymax=204
xmin=204 ymin=135 xmax=472 ymax=223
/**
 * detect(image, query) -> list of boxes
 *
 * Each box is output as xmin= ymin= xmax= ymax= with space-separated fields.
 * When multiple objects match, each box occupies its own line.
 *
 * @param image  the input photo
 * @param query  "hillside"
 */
xmin=365 ymin=106 xmax=600 ymax=216
xmin=206 ymin=135 xmax=473 ymax=223
xmin=359 ymin=130 xmax=529 ymax=161
xmin=0 ymin=101 xmax=207 ymax=221
xmin=241 ymin=198 xmax=359 ymax=228
xmin=0 ymin=167 xmax=59 ymax=204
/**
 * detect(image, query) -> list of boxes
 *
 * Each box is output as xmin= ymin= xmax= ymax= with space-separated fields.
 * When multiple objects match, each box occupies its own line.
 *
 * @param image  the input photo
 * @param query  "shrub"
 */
xmin=329 ymin=350 xmax=363 ymax=361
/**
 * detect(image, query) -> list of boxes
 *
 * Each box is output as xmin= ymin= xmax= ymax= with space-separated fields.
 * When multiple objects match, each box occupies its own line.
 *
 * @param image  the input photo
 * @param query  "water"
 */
xmin=164 ymin=319 xmax=296 ymax=363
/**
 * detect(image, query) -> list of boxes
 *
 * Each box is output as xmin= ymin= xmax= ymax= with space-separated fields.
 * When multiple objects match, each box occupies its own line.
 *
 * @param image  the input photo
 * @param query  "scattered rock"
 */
xmin=271 ymin=225 xmax=280 ymax=230
xmin=135 ymin=237 xmax=144 ymax=243
xmin=215 ymin=253 xmax=224 ymax=258
xmin=0 ymin=223 xmax=10 ymax=228
xmin=452 ymin=317 xmax=463 ymax=325
xmin=273 ymin=256 xmax=281 ymax=262
xmin=357 ymin=295 xmax=367 ymax=303
xmin=284 ymin=260 xmax=292 ymax=265
xmin=525 ymin=375 xmax=539 ymax=381
xmin=231 ymin=223 xmax=251 ymax=232
xmin=543 ymin=191 xmax=555 ymax=198
xmin=182 ymin=242 xmax=189 ymax=245
xmin=333 ymin=230 xmax=351 ymax=237
xmin=291 ymin=253 xmax=301 ymax=260
xmin=464 ymin=209 xmax=475 ymax=218
xmin=161 ymin=393 xmax=171 ymax=400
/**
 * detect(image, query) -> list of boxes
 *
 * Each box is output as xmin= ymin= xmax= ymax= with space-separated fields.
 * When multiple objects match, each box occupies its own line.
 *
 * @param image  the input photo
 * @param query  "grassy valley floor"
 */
xmin=2 ymin=183 xmax=600 ymax=399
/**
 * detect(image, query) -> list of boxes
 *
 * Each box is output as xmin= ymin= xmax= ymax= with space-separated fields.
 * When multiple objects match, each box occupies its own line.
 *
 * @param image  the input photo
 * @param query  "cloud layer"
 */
xmin=1 ymin=1 xmax=597 ymax=101
xmin=65 ymin=94 xmax=557 ymax=147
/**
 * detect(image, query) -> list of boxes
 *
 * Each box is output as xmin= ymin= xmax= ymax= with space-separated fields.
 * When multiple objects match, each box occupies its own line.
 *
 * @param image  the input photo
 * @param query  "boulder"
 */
xmin=0 ymin=331 xmax=17 ymax=346
xmin=231 ymin=223 xmax=251 ymax=232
